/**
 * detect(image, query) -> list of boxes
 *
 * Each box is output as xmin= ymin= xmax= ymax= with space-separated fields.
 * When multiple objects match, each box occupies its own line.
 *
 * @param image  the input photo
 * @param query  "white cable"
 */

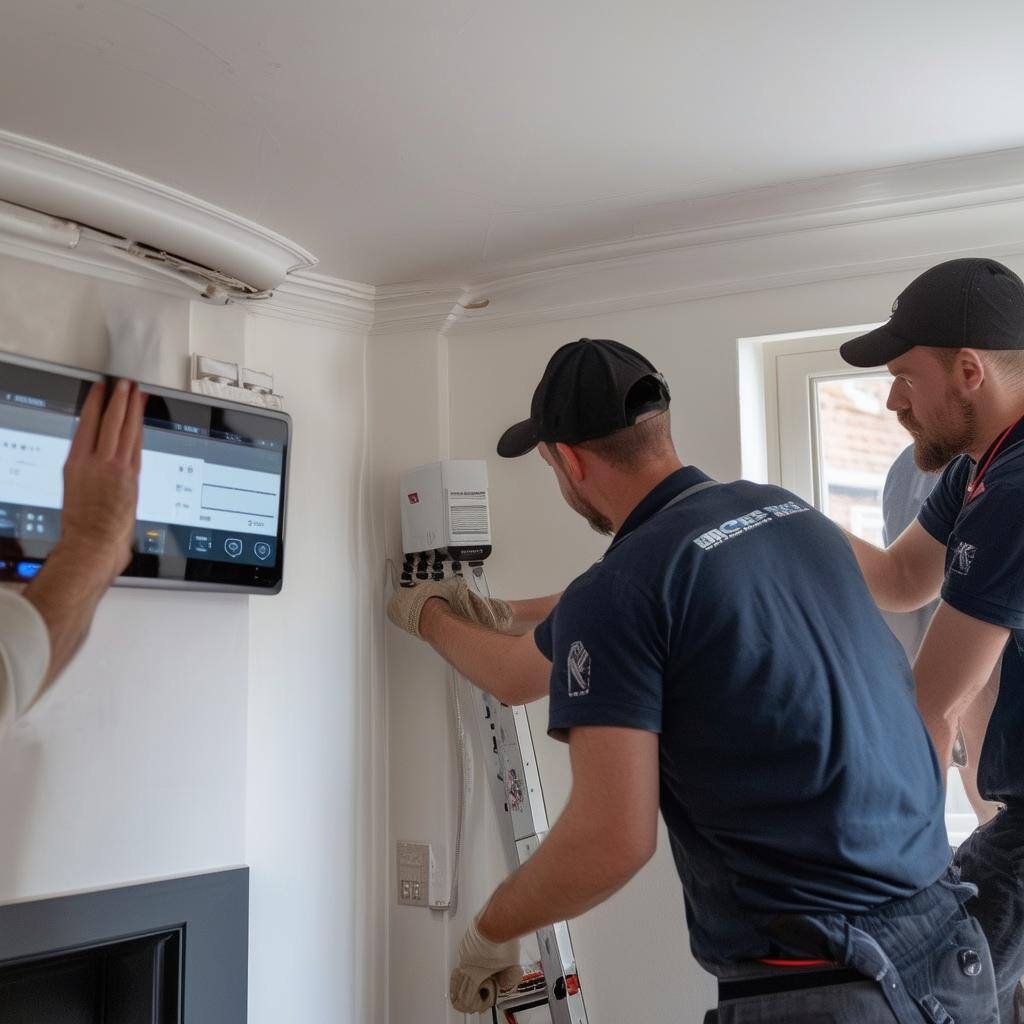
xmin=447 ymin=663 xmax=473 ymax=917
xmin=382 ymin=548 xmax=484 ymax=917
xmin=469 ymin=564 xmax=493 ymax=601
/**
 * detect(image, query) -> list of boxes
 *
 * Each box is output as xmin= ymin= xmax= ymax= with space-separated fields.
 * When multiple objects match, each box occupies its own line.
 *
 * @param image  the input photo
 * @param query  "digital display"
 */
xmin=0 ymin=353 xmax=289 ymax=593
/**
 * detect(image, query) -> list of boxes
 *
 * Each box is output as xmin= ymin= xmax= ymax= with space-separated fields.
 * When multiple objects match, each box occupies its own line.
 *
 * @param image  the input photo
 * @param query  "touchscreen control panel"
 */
xmin=0 ymin=353 xmax=290 ymax=593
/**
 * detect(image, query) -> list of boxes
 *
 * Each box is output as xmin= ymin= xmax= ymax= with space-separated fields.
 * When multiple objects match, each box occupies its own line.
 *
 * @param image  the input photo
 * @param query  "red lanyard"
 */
xmin=965 ymin=415 xmax=1024 ymax=504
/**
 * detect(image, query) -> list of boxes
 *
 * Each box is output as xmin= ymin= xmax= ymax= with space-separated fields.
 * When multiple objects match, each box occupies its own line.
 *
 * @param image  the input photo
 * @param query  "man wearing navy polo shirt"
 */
xmin=389 ymin=338 xmax=998 ymax=1023
xmin=840 ymin=258 xmax=1024 ymax=1023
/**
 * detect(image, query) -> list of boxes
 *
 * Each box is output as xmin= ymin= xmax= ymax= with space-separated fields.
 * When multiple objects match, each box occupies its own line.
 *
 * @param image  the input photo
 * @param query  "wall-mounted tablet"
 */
xmin=0 ymin=351 xmax=289 ymax=594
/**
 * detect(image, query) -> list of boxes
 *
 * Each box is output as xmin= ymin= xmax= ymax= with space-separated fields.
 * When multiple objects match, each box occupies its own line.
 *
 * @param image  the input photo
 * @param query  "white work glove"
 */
xmin=449 ymin=916 xmax=523 ymax=1013
xmin=387 ymin=578 xmax=457 ymax=638
xmin=387 ymin=576 xmax=513 ymax=638
xmin=450 ymin=579 xmax=514 ymax=633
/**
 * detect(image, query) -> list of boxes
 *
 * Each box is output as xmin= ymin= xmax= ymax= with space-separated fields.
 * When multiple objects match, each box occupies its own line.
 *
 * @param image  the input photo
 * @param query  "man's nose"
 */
xmin=886 ymin=381 xmax=905 ymax=412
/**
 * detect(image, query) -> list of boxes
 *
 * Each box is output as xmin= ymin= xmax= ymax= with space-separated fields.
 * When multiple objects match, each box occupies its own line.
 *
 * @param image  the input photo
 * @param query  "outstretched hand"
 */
xmin=60 ymin=378 xmax=145 ymax=581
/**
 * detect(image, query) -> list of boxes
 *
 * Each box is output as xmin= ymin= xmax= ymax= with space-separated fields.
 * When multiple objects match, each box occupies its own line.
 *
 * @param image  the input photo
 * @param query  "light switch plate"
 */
xmin=397 ymin=840 xmax=431 ymax=907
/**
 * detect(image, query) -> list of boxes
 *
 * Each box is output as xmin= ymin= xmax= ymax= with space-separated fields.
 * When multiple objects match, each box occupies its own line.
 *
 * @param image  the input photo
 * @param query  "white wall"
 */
xmin=384 ymin=254 xmax=1024 ymax=1023
xmin=243 ymin=313 xmax=369 ymax=1024
xmin=0 ymin=254 xmax=377 ymax=1024
xmin=0 ymin=255 xmax=249 ymax=900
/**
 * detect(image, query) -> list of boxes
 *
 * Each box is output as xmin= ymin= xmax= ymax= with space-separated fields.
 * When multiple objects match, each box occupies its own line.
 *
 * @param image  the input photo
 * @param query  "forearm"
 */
xmin=957 ymin=668 xmax=1004 ymax=823
xmin=843 ymin=530 xmax=913 ymax=611
xmin=919 ymin=707 xmax=958 ymax=773
xmin=506 ymin=594 xmax=561 ymax=633
xmin=477 ymin=806 xmax=643 ymax=943
xmin=420 ymin=599 xmax=548 ymax=704
xmin=912 ymin=602 xmax=1010 ymax=776
xmin=23 ymin=541 xmax=118 ymax=698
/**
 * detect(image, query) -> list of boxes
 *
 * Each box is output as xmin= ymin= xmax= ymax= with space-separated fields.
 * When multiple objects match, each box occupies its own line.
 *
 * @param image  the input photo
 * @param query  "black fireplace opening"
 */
xmin=0 ymin=928 xmax=182 ymax=1024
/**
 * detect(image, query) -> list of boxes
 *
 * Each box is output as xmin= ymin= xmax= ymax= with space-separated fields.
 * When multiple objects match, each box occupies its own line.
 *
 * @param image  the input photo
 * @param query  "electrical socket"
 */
xmin=396 ymin=840 xmax=431 ymax=908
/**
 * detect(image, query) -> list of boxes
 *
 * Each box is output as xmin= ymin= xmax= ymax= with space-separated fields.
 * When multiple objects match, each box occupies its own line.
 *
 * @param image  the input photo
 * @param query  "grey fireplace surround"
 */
xmin=0 ymin=867 xmax=248 ymax=1023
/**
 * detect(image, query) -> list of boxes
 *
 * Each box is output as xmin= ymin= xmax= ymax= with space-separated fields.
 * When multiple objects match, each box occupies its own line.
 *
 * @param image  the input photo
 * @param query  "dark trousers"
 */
xmin=956 ymin=804 xmax=1024 ymax=1023
xmin=701 ymin=872 xmax=998 ymax=1023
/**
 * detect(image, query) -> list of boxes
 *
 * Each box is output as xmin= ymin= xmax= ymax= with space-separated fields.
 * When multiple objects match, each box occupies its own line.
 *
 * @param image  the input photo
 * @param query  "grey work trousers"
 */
xmin=702 ymin=872 xmax=998 ymax=1024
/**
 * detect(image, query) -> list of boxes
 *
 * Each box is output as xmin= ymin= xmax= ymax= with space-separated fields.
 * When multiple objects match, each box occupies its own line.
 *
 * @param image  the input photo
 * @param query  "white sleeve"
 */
xmin=0 ymin=588 xmax=52 ymax=737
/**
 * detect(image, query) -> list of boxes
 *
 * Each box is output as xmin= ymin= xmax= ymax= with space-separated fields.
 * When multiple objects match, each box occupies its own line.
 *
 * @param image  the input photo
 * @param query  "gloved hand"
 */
xmin=387 ymin=578 xmax=458 ymax=638
xmin=448 ymin=579 xmax=514 ymax=633
xmin=387 ymin=575 xmax=513 ymax=638
xmin=449 ymin=916 xmax=523 ymax=1013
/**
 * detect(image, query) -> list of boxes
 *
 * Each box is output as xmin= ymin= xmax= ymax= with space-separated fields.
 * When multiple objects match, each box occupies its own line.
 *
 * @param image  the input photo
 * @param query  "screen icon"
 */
xmin=224 ymin=537 xmax=244 ymax=559
xmin=253 ymin=541 xmax=272 ymax=561
xmin=189 ymin=532 xmax=212 ymax=554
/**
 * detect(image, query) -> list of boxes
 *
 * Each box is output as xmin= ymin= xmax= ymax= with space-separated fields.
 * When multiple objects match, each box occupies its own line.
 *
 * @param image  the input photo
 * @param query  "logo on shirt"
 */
xmin=693 ymin=501 xmax=809 ymax=551
xmin=567 ymin=641 xmax=591 ymax=698
xmin=952 ymin=541 xmax=977 ymax=576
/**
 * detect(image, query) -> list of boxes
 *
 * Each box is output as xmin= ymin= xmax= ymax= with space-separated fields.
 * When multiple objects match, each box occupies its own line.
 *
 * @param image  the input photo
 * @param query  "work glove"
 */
xmin=387 ymin=575 xmax=513 ymax=638
xmin=387 ymin=578 xmax=457 ymax=638
xmin=449 ymin=916 xmax=523 ymax=1013
xmin=449 ymin=579 xmax=514 ymax=633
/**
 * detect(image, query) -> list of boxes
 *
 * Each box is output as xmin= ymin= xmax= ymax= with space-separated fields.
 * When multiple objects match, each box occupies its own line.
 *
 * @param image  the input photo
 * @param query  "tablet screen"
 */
xmin=0 ymin=353 xmax=289 ymax=593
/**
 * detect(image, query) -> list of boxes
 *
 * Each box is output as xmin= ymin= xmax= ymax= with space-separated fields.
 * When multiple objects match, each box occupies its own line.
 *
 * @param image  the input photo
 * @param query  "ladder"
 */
xmin=465 ymin=570 xmax=589 ymax=1024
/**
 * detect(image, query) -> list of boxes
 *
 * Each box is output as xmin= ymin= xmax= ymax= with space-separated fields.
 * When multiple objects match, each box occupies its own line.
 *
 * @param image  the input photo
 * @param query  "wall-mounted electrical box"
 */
xmin=399 ymin=460 xmax=491 ymax=562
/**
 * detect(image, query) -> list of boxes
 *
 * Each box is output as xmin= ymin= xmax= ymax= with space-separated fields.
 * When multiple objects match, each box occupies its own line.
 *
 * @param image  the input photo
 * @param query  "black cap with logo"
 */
xmin=840 ymin=258 xmax=1024 ymax=368
xmin=496 ymin=338 xmax=671 ymax=458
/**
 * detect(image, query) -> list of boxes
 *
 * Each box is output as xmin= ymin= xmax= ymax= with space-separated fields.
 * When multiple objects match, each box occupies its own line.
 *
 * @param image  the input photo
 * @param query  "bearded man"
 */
xmin=840 ymin=257 xmax=1024 ymax=1023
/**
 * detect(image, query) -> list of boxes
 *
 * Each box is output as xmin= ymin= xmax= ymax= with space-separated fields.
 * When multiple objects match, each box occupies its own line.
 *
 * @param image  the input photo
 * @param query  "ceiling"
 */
xmin=2 ymin=0 xmax=1023 ymax=286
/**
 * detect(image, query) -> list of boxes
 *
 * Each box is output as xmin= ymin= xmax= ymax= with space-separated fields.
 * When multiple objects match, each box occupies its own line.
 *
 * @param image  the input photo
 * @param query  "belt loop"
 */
xmin=834 ymin=923 xmax=923 ymax=1024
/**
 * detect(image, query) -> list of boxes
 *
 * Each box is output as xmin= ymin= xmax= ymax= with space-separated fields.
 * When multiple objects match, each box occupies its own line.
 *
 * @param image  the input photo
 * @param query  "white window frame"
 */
xmin=748 ymin=326 xmax=977 ymax=844
xmin=760 ymin=329 xmax=885 ymax=503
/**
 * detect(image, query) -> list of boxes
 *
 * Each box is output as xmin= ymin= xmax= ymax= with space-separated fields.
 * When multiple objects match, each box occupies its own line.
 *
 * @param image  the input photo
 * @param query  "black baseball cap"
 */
xmin=497 ymin=338 xmax=670 ymax=458
xmin=840 ymin=258 xmax=1024 ymax=368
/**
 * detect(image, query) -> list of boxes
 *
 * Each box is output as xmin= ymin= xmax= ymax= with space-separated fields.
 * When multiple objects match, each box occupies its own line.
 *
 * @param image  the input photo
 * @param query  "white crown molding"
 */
xmin=250 ymin=270 xmax=376 ymax=331
xmin=374 ymin=145 xmax=1024 ymax=335
xmin=0 ymin=129 xmax=317 ymax=293
xmin=0 ymin=219 xmax=379 ymax=331
xmin=370 ymin=282 xmax=467 ymax=336
xmin=3 ymin=141 xmax=1024 ymax=337
xmin=465 ymin=145 xmax=1024 ymax=282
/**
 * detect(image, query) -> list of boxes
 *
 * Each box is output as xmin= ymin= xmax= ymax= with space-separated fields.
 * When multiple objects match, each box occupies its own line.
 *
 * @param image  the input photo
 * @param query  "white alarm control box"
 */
xmin=399 ymin=460 xmax=492 ymax=561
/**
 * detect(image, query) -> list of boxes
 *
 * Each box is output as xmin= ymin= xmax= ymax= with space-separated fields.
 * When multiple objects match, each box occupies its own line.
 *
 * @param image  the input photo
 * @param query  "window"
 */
xmin=815 ymin=375 xmax=909 ymax=544
xmin=757 ymin=329 xmax=977 ymax=844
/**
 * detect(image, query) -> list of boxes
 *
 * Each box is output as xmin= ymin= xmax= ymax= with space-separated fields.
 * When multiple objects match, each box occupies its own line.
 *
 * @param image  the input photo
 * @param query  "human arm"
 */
xmin=449 ymin=725 xmax=659 ymax=1010
xmin=843 ymin=519 xmax=947 ymax=613
xmin=0 ymin=590 xmax=52 ymax=733
xmin=418 ymin=598 xmax=551 ymax=704
xmin=913 ymin=601 xmax=1010 ymax=770
xmin=505 ymin=593 xmax=561 ymax=634
xmin=21 ymin=378 xmax=144 ymax=702
xmin=476 ymin=725 xmax=660 ymax=942
xmin=955 ymin=664 xmax=1003 ymax=824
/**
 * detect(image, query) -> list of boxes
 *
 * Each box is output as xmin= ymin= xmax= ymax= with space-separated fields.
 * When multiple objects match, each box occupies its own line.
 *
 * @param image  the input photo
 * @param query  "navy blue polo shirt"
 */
xmin=918 ymin=418 xmax=1024 ymax=805
xmin=534 ymin=467 xmax=949 ymax=968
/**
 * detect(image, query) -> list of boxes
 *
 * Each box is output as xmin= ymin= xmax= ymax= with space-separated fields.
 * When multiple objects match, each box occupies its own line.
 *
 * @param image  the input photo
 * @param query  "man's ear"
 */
xmin=957 ymin=349 xmax=986 ymax=394
xmin=554 ymin=442 xmax=584 ymax=482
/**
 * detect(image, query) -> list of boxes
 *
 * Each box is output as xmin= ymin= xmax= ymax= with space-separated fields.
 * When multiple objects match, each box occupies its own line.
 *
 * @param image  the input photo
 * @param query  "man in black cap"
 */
xmin=840 ymin=257 xmax=1024 ymax=1022
xmin=389 ymin=338 xmax=997 ymax=1023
